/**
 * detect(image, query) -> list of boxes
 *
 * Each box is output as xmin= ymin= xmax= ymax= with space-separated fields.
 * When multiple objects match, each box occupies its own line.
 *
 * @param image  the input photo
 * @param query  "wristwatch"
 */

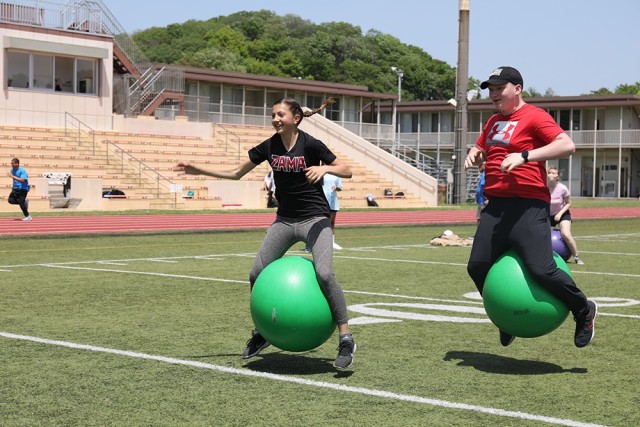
xmin=521 ymin=150 xmax=529 ymax=163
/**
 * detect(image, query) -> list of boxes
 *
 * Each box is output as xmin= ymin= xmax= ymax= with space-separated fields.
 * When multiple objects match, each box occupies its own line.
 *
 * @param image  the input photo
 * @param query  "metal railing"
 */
xmin=102 ymin=140 xmax=178 ymax=206
xmin=64 ymin=111 xmax=96 ymax=154
xmin=213 ymin=124 xmax=246 ymax=160
xmin=64 ymin=112 xmax=178 ymax=207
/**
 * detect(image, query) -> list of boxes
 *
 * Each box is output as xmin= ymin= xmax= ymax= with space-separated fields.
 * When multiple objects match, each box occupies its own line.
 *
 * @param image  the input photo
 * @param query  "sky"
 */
xmin=105 ymin=0 xmax=639 ymax=97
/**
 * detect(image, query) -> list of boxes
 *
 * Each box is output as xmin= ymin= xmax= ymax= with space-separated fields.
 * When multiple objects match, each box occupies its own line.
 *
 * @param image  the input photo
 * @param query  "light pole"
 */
xmin=391 ymin=66 xmax=404 ymax=102
xmin=453 ymin=0 xmax=470 ymax=205
xmin=391 ymin=67 xmax=404 ymax=154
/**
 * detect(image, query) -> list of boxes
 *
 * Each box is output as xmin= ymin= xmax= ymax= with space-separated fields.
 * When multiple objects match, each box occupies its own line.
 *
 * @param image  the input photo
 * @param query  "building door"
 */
xmin=581 ymin=166 xmax=593 ymax=197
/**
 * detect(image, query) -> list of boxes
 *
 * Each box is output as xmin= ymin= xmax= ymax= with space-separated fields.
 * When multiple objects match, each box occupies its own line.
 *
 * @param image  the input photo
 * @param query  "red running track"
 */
xmin=0 ymin=207 xmax=639 ymax=237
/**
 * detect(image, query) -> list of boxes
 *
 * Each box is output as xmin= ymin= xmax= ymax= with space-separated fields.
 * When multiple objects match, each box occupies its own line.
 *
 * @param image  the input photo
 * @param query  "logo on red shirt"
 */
xmin=486 ymin=121 xmax=519 ymax=145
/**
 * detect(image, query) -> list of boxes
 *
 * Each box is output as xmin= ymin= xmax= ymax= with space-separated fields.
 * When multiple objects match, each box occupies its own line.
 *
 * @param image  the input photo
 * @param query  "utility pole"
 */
xmin=391 ymin=66 xmax=404 ymax=155
xmin=453 ymin=0 xmax=470 ymax=204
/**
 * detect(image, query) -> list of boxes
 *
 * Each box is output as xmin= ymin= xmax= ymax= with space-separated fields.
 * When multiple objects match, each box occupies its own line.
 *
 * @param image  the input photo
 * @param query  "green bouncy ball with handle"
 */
xmin=483 ymin=249 xmax=571 ymax=338
xmin=250 ymin=256 xmax=335 ymax=352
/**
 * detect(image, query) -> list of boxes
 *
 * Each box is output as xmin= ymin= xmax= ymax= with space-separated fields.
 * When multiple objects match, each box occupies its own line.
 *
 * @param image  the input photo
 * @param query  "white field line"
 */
xmin=579 ymin=233 xmax=640 ymax=239
xmin=571 ymin=270 xmax=640 ymax=278
xmin=580 ymin=251 xmax=639 ymax=256
xmin=42 ymin=264 xmax=247 ymax=284
xmin=0 ymin=253 xmax=256 ymax=269
xmin=33 ymin=265 xmax=640 ymax=320
xmin=0 ymin=331 xmax=608 ymax=427
xmin=14 ymin=253 xmax=640 ymax=280
xmin=335 ymin=254 xmax=468 ymax=266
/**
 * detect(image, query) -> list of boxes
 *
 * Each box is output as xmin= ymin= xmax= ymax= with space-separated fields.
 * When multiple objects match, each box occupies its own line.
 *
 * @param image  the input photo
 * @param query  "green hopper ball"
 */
xmin=483 ymin=249 xmax=571 ymax=338
xmin=251 ymin=256 xmax=335 ymax=352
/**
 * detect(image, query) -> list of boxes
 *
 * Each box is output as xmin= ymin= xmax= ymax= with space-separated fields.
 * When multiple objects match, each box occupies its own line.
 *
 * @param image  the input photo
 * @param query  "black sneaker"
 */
xmin=241 ymin=330 xmax=270 ymax=359
xmin=499 ymin=330 xmax=515 ymax=346
xmin=574 ymin=300 xmax=597 ymax=348
xmin=334 ymin=335 xmax=356 ymax=370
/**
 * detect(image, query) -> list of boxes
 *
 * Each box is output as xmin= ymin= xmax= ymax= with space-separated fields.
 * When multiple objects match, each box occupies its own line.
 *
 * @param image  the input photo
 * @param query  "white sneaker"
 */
xmin=333 ymin=242 xmax=343 ymax=250
xmin=22 ymin=215 xmax=32 ymax=221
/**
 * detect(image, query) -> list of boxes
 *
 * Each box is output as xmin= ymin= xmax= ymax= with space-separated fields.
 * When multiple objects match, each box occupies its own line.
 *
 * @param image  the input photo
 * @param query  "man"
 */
xmin=475 ymin=162 xmax=487 ymax=224
xmin=7 ymin=158 xmax=32 ymax=221
xmin=464 ymin=66 xmax=596 ymax=348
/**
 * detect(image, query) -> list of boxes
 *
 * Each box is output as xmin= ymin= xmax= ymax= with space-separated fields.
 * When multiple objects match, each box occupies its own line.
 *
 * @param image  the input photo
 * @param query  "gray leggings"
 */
xmin=249 ymin=215 xmax=349 ymax=325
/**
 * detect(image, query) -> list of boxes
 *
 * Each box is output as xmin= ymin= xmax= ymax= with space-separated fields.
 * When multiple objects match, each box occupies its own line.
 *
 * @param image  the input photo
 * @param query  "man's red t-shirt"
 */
xmin=476 ymin=103 xmax=564 ymax=203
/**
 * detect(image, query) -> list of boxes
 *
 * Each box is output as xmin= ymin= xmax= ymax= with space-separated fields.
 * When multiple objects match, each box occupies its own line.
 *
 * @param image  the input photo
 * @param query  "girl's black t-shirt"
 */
xmin=248 ymin=130 xmax=336 ymax=219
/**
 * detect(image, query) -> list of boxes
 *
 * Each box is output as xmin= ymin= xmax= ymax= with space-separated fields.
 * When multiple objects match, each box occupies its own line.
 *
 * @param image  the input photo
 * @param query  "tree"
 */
xmin=525 ymin=87 xmax=543 ymax=98
xmin=178 ymin=47 xmax=246 ymax=73
xmin=131 ymin=11 xmax=457 ymax=101
xmin=589 ymin=87 xmax=613 ymax=95
xmin=615 ymin=82 xmax=640 ymax=95
xmin=206 ymin=26 xmax=248 ymax=57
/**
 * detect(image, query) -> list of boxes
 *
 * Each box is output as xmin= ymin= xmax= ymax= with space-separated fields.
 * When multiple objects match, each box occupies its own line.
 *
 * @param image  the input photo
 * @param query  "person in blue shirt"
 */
xmin=323 ymin=173 xmax=343 ymax=249
xmin=307 ymin=172 xmax=344 ymax=251
xmin=7 ymin=158 xmax=31 ymax=221
xmin=475 ymin=162 xmax=487 ymax=223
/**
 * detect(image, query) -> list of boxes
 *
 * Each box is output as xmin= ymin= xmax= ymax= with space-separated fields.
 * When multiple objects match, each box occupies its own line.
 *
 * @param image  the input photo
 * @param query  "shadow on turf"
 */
xmin=243 ymin=351 xmax=355 ymax=378
xmin=443 ymin=351 xmax=588 ymax=375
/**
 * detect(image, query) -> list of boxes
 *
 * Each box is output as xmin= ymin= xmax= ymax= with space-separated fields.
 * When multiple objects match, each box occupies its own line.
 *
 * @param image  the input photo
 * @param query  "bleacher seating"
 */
xmin=0 ymin=122 xmax=425 ymax=212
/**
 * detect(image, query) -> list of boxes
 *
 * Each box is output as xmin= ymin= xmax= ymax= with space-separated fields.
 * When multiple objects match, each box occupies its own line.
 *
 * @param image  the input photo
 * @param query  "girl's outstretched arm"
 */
xmin=175 ymin=159 xmax=257 ymax=180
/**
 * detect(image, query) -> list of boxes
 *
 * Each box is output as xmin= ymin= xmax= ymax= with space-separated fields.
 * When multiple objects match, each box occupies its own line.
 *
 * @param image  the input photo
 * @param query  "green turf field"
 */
xmin=1 ymin=219 xmax=638 ymax=426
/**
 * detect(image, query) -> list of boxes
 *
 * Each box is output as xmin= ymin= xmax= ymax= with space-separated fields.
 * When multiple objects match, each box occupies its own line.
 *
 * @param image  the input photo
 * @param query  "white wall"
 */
xmin=111 ymin=115 xmax=213 ymax=139
xmin=0 ymin=27 xmax=113 ymax=129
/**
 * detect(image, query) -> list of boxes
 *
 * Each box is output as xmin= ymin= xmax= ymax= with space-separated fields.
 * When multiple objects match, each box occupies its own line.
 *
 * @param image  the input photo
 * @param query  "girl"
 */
xmin=548 ymin=166 xmax=583 ymax=264
xmin=175 ymin=98 xmax=356 ymax=369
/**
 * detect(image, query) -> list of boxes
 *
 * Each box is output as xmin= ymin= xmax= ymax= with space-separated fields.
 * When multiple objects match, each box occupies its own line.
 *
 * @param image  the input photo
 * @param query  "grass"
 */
xmin=1 ymin=218 xmax=639 ymax=426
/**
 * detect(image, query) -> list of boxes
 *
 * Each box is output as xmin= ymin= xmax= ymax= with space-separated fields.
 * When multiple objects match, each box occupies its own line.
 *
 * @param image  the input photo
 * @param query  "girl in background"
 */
xmin=548 ymin=166 xmax=584 ymax=264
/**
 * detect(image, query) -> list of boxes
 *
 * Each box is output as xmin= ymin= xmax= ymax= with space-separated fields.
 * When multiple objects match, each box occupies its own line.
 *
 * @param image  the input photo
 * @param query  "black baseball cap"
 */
xmin=480 ymin=66 xmax=523 ymax=89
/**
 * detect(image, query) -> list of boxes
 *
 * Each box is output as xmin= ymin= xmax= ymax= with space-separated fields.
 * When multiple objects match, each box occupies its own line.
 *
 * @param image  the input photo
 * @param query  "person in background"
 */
xmin=465 ymin=66 xmax=596 ymax=348
xmin=307 ymin=171 xmax=344 ymax=251
xmin=7 ymin=158 xmax=31 ymax=221
xmin=264 ymin=170 xmax=278 ymax=208
xmin=175 ymin=97 xmax=357 ymax=370
xmin=547 ymin=166 xmax=583 ymax=264
xmin=475 ymin=162 xmax=487 ymax=224
xmin=323 ymin=172 xmax=343 ymax=250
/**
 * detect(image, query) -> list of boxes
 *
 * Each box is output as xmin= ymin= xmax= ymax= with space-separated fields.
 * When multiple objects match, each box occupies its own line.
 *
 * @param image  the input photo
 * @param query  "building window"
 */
xmin=559 ymin=110 xmax=571 ymax=131
xmin=572 ymin=110 xmax=581 ymax=130
xmin=305 ymin=95 xmax=322 ymax=110
xmin=440 ymin=111 xmax=453 ymax=132
xmin=6 ymin=51 xmax=29 ymax=88
xmin=77 ymin=59 xmax=96 ymax=94
xmin=6 ymin=50 xmax=98 ymax=95
xmin=245 ymin=88 xmax=265 ymax=116
xmin=32 ymin=54 xmax=53 ymax=89
xmin=430 ymin=113 xmax=438 ymax=132
xmin=325 ymin=96 xmax=340 ymax=121
xmin=558 ymin=158 xmax=569 ymax=181
xmin=55 ymin=56 xmax=74 ymax=92
xmin=222 ymin=86 xmax=243 ymax=114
